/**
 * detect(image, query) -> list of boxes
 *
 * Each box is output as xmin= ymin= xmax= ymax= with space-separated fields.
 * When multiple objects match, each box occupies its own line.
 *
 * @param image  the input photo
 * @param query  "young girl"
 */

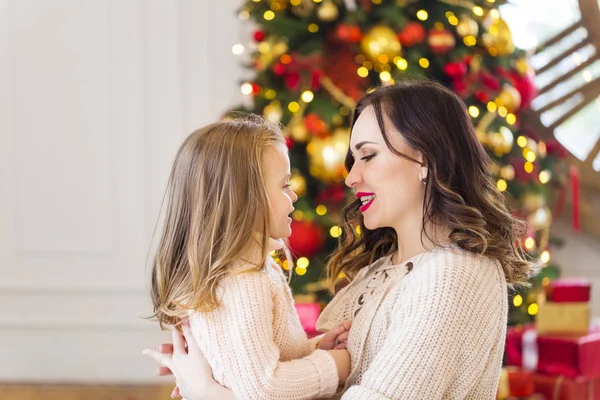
xmin=146 ymin=116 xmax=350 ymax=399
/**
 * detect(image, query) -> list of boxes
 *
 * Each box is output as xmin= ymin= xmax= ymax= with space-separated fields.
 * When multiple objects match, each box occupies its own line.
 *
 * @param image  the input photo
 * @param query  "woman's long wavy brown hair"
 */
xmin=328 ymin=80 xmax=534 ymax=290
xmin=149 ymin=115 xmax=287 ymax=329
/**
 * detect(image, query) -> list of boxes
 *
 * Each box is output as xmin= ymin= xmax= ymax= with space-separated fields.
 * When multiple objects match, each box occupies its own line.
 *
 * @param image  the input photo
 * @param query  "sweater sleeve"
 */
xmin=206 ymin=271 xmax=339 ymax=400
xmin=342 ymin=253 xmax=505 ymax=400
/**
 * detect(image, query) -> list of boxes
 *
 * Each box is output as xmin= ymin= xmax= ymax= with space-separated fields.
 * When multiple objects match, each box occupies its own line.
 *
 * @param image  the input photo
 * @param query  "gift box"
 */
xmin=550 ymin=278 xmax=591 ymax=303
xmin=532 ymin=373 xmax=600 ymax=400
xmin=294 ymin=302 xmax=321 ymax=338
xmin=507 ymin=367 xmax=535 ymax=397
xmin=506 ymin=325 xmax=600 ymax=379
xmin=536 ymin=302 xmax=589 ymax=336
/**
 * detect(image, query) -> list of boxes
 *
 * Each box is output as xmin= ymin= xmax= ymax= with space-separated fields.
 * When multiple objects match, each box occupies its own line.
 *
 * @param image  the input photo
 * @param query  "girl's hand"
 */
xmin=143 ymin=321 xmax=223 ymax=400
xmin=318 ymin=320 xmax=352 ymax=350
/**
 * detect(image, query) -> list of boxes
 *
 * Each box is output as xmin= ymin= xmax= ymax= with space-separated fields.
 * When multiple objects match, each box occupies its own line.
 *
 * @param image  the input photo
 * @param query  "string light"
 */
xmin=282 ymin=259 xmax=293 ymax=270
xmin=301 ymin=90 xmax=314 ymax=103
xmin=513 ymin=294 xmax=523 ymax=307
xmin=539 ymin=170 xmax=551 ymax=184
xmin=395 ymin=57 xmax=408 ymax=70
xmin=472 ymin=6 xmax=484 ymax=16
xmin=297 ymin=257 xmax=310 ymax=269
xmin=506 ymin=113 xmax=517 ymax=125
xmin=496 ymin=179 xmax=507 ymax=192
xmin=308 ymin=23 xmax=319 ymax=33
xmin=490 ymin=9 xmax=500 ymax=19
xmin=517 ymin=136 xmax=528 ymax=148
xmin=524 ymin=149 xmax=536 ymax=162
xmin=524 ymin=162 xmax=534 ymax=173
xmin=542 ymin=277 xmax=550 ymax=286
xmin=448 ymin=15 xmax=458 ymax=25
xmin=265 ymin=89 xmax=277 ymax=99
xmin=487 ymin=102 xmax=497 ymax=112
xmin=468 ymin=106 xmax=480 ymax=118
xmin=498 ymin=106 xmax=508 ymax=117
xmin=464 ymin=36 xmax=477 ymax=46
xmin=419 ymin=58 xmax=430 ymax=68
xmin=357 ymin=67 xmax=369 ymax=77
xmin=231 ymin=44 xmax=244 ymax=55
xmin=540 ymin=250 xmax=550 ymax=264
xmin=316 ymin=204 xmax=327 ymax=215
xmin=241 ymin=82 xmax=253 ymax=95
xmin=417 ymin=10 xmax=429 ymax=21
xmin=524 ymin=237 xmax=535 ymax=250
xmin=380 ymin=71 xmax=392 ymax=82
xmin=288 ymin=102 xmax=300 ymax=112
xmin=330 ymin=226 xmax=342 ymax=238
xmin=528 ymin=303 xmax=539 ymax=316
xmin=239 ymin=10 xmax=250 ymax=20
xmin=295 ymin=267 xmax=307 ymax=276
xmin=264 ymin=10 xmax=275 ymax=20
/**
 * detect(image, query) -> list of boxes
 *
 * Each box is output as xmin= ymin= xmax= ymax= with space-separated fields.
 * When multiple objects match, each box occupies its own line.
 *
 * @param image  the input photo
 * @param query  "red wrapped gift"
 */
xmin=294 ymin=302 xmax=321 ymax=338
xmin=507 ymin=367 xmax=535 ymax=396
xmin=506 ymin=325 xmax=600 ymax=379
xmin=550 ymin=278 xmax=591 ymax=303
xmin=532 ymin=373 xmax=600 ymax=400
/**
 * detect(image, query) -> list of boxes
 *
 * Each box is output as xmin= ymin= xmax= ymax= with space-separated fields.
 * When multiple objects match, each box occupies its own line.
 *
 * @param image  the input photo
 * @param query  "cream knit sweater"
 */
xmin=317 ymin=245 xmax=508 ymax=400
xmin=188 ymin=239 xmax=339 ymax=400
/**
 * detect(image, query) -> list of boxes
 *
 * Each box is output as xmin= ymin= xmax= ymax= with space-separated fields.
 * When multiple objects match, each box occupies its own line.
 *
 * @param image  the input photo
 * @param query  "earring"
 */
xmin=421 ymin=178 xmax=427 ymax=185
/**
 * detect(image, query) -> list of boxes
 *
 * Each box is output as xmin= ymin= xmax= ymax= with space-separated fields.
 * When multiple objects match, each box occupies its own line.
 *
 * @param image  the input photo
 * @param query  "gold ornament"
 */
xmin=263 ymin=101 xmax=283 ymax=124
xmin=482 ymin=17 xmax=514 ymax=55
xmin=515 ymin=58 xmax=533 ymax=75
xmin=360 ymin=25 xmax=402 ymax=64
xmin=307 ymin=128 xmax=350 ymax=183
xmin=286 ymin=117 xmax=308 ymax=142
xmin=495 ymin=85 xmax=522 ymax=113
xmin=290 ymin=0 xmax=315 ymax=17
xmin=289 ymin=170 xmax=307 ymax=197
xmin=317 ymin=0 xmax=339 ymax=22
xmin=521 ymin=192 xmax=546 ymax=214
xmin=456 ymin=15 xmax=479 ymax=37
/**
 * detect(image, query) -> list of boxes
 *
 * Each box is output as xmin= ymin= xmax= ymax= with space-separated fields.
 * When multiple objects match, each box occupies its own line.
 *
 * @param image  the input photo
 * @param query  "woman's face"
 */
xmin=345 ymin=106 xmax=427 ymax=231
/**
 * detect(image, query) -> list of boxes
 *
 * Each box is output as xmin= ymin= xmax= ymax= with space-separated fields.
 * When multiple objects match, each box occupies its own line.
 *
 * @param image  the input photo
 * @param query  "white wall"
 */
xmin=0 ymin=0 xmax=246 ymax=382
xmin=551 ymin=215 xmax=600 ymax=315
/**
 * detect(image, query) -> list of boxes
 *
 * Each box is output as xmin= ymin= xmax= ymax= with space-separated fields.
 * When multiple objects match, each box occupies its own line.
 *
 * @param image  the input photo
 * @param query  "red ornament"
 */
xmin=443 ymin=61 xmax=468 ymax=78
xmin=474 ymin=90 xmax=490 ymax=104
xmin=427 ymin=28 xmax=455 ymax=54
xmin=480 ymin=71 xmax=501 ymax=92
xmin=311 ymin=69 xmax=323 ymax=91
xmin=288 ymin=220 xmax=325 ymax=258
xmin=398 ymin=22 xmax=426 ymax=47
xmin=272 ymin=62 xmax=286 ymax=76
xmin=304 ymin=113 xmax=328 ymax=137
xmin=253 ymin=30 xmax=265 ymax=42
xmin=511 ymin=70 xmax=538 ymax=110
xmin=251 ymin=83 xmax=261 ymax=95
xmin=336 ymin=24 xmax=362 ymax=43
xmin=285 ymin=72 xmax=301 ymax=90
xmin=315 ymin=184 xmax=347 ymax=206
xmin=285 ymin=136 xmax=294 ymax=150
xmin=451 ymin=79 xmax=469 ymax=97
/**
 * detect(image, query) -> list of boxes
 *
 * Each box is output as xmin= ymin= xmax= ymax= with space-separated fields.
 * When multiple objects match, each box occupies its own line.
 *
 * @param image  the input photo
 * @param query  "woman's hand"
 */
xmin=143 ymin=321 xmax=235 ymax=399
xmin=318 ymin=320 xmax=352 ymax=350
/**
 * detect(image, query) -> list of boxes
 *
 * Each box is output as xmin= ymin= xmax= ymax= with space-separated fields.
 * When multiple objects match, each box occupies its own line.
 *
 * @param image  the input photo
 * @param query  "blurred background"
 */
xmin=1 ymin=0 xmax=599 ymax=399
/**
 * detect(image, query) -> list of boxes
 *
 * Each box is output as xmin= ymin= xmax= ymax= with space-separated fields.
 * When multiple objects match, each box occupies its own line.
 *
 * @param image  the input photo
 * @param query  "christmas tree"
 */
xmin=230 ymin=0 xmax=570 ymax=325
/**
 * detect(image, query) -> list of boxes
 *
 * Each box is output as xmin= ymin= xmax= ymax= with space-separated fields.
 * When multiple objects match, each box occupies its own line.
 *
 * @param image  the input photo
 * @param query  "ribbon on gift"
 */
xmin=552 ymin=375 xmax=595 ymax=400
xmin=523 ymin=329 xmax=539 ymax=371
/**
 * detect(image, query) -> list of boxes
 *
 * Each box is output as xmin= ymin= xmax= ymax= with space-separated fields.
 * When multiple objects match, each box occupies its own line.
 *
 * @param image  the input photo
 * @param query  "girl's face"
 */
xmin=345 ymin=107 xmax=426 ymax=232
xmin=263 ymin=144 xmax=298 ymax=239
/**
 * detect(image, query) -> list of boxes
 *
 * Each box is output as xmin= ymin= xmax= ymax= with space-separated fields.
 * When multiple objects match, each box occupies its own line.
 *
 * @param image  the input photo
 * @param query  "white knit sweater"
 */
xmin=317 ymin=245 xmax=508 ymax=400
xmin=188 ymin=239 xmax=339 ymax=400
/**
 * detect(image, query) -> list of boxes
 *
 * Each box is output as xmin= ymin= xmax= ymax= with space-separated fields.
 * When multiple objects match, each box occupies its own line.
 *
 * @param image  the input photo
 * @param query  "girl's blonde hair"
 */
xmin=150 ymin=115 xmax=286 ymax=329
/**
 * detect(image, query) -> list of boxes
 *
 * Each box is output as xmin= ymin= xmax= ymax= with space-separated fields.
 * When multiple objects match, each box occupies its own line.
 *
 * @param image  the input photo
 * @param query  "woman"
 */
xmin=144 ymin=80 xmax=532 ymax=399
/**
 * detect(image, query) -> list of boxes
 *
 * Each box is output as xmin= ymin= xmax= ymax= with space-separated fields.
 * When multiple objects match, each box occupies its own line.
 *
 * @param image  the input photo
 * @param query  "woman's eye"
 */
xmin=361 ymin=154 xmax=376 ymax=162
